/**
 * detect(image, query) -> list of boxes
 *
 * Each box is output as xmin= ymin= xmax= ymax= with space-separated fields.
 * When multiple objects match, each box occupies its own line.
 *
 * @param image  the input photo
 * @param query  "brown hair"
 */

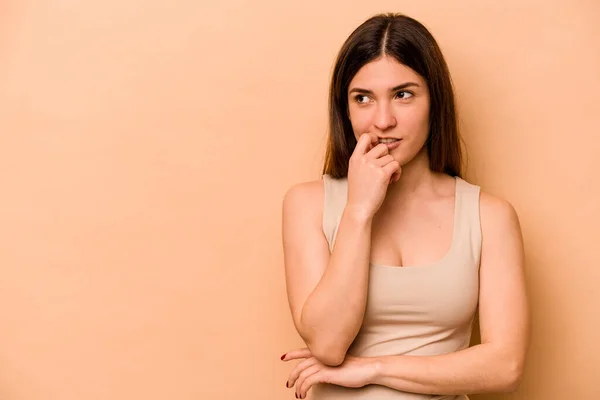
xmin=322 ymin=13 xmax=463 ymax=179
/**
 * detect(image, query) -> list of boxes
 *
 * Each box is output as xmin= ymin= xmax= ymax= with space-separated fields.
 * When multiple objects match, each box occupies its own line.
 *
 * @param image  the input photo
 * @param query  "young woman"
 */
xmin=280 ymin=13 xmax=529 ymax=400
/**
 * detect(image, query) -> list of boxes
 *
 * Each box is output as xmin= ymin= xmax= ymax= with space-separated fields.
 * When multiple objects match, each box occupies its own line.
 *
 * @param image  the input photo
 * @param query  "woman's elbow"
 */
xmin=498 ymin=359 xmax=525 ymax=393
xmin=310 ymin=343 xmax=347 ymax=367
xmin=313 ymin=350 xmax=346 ymax=367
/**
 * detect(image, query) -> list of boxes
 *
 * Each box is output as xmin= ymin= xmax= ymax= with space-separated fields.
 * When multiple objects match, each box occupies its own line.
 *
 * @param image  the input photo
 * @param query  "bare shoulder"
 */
xmin=478 ymin=190 xmax=523 ymax=245
xmin=282 ymin=178 xmax=325 ymax=220
xmin=479 ymin=191 xmax=521 ymax=229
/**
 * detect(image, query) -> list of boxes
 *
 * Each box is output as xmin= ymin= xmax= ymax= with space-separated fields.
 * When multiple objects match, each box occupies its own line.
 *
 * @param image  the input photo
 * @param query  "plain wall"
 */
xmin=0 ymin=0 xmax=598 ymax=399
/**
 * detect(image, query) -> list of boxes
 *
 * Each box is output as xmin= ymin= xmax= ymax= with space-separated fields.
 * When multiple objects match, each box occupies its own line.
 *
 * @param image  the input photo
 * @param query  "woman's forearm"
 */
xmin=368 ymin=343 xmax=523 ymax=395
xmin=300 ymin=206 xmax=373 ymax=366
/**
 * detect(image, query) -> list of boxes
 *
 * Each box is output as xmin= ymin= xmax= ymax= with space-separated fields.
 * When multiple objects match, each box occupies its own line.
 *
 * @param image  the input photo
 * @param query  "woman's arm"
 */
xmin=282 ymin=180 xmax=373 ymax=366
xmin=367 ymin=193 xmax=530 ymax=394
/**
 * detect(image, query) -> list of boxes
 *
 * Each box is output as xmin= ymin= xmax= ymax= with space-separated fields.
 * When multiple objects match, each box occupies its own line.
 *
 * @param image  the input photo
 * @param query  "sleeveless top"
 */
xmin=312 ymin=174 xmax=482 ymax=400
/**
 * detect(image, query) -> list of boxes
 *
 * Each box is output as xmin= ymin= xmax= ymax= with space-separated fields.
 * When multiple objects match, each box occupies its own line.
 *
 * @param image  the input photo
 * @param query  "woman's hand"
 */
xmin=346 ymin=132 xmax=402 ymax=220
xmin=281 ymin=347 xmax=377 ymax=399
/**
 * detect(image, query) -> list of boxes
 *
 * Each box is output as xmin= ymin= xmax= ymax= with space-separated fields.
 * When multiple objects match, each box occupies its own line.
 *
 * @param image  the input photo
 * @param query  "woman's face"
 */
xmin=347 ymin=55 xmax=430 ymax=165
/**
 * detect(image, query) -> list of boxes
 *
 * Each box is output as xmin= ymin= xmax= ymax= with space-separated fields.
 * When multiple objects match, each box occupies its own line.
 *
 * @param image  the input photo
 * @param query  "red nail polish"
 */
xmin=281 ymin=353 xmax=286 ymax=360
xmin=285 ymin=381 xmax=289 ymax=388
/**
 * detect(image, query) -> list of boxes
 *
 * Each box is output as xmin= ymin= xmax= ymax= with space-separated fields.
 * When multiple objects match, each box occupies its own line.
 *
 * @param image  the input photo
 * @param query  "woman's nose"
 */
xmin=373 ymin=103 xmax=397 ymax=130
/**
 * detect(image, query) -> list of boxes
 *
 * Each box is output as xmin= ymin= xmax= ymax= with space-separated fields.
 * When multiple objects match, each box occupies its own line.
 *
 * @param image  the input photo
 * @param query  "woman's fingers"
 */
xmin=373 ymin=154 xmax=395 ymax=167
xmin=286 ymin=356 xmax=319 ymax=388
xmin=365 ymin=142 xmax=389 ymax=160
xmin=281 ymin=348 xmax=312 ymax=362
xmin=382 ymin=160 xmax=400 ymax=176
xmin=294 ymin=363 xmax=322 ymax=399
xmin=353 ymin=133 xmax=379 ymax=157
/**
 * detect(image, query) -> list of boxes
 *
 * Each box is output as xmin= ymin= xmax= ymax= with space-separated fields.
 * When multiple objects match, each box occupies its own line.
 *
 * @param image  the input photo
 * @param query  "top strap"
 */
xmin=455 ymin=177 xmax=482 ymax=265
xmin=322 ymin=174 xmax=348 ymax=252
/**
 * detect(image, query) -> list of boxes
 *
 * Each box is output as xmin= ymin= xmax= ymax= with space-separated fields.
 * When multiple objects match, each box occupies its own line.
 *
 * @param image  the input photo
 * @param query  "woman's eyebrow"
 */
xmin=349 ymin=82 xmax=420 ymax=94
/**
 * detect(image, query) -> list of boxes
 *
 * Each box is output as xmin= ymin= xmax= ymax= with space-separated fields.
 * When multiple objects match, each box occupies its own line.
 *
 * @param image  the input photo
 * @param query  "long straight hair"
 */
xmin=322 ymin=13 xmax=463 ymax=179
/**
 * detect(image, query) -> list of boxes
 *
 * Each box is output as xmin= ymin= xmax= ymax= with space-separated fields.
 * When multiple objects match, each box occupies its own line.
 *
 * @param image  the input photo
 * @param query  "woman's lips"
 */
xmin=379 ymin=139 xmax=402 ymax=150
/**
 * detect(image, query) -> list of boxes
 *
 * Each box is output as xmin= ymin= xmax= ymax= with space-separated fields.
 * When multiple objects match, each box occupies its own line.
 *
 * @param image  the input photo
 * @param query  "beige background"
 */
xmin=0 ymin=0 xmax=598 ymax=399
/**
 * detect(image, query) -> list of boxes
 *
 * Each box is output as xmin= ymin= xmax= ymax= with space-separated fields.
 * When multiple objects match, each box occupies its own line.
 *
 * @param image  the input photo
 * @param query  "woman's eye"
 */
xmin=395 ymin=91 xmax=413 ymax=100
xmin=355 ymin=95 xmax=370 ymax=104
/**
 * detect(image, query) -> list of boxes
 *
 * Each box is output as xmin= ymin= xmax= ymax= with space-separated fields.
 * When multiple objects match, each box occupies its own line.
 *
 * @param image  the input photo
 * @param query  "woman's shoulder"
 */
xmin=281 ymin=176 xmax=327 ymax=219
xmin=478 ymin=189 xmax=522 ymax=236
xmin=283 ymin=176 xmax=327 ymax=200
xmin=455 ymin=175 xmax=520 ymax=230
xmin=282 ymin=174 xmax=348 ymax=200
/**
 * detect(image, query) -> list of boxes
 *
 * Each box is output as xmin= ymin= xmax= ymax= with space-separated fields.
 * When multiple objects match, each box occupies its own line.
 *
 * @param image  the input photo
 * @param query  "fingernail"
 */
xmin=281 ymin=353 xmax=286 ymax=360
xmin=285 ymin=381 xmax=289 ymax=388
xmin=295 ymin=394 xmax=298 ymax=399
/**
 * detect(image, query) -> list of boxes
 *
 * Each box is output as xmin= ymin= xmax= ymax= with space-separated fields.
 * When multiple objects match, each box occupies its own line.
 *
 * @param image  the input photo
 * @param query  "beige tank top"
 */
xmin=312 ymin=174 xmax=482 ymax=400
